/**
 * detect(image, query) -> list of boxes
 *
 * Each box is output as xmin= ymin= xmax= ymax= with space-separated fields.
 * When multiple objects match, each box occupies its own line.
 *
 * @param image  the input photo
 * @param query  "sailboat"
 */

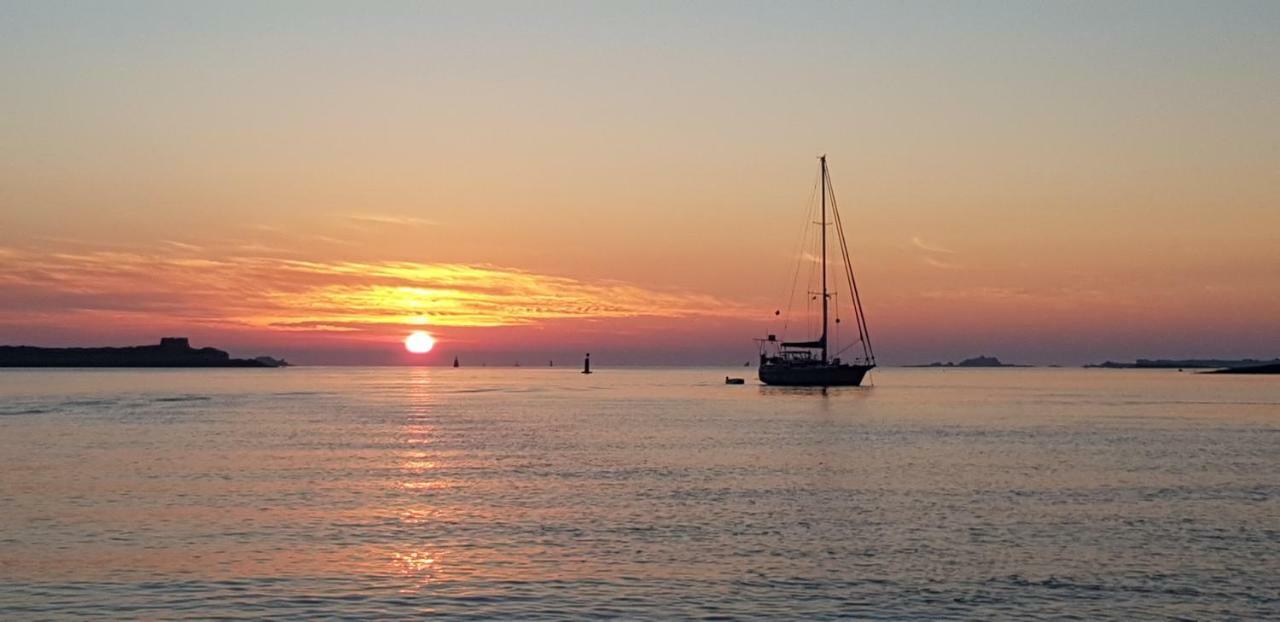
xmin=758 ymin=156 xmax=876 ymax=386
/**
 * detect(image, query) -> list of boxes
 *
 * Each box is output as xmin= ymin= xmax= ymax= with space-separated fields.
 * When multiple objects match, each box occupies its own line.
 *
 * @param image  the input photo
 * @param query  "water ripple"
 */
xmin=0 ymin=367 xmax=1276 ymax=618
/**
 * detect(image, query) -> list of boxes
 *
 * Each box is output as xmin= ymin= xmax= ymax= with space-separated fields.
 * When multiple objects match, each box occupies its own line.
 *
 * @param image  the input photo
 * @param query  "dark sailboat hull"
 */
xmin=754 ymin=157 xmax=877 ymax=385
xmin=759 ymin=363 xmax=873 ymax=387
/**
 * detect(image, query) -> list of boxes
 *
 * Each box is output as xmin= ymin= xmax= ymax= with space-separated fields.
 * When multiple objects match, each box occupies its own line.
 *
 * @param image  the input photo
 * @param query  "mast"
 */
xmin=820 ymin=155 xmax=828 ymax=364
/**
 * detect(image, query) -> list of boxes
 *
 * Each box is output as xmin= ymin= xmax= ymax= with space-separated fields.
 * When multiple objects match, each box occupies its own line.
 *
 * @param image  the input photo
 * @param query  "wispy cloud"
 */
xmin=911 ymin=236 xmax=955 ymax=254
xmin=162 ymin=240 xmax=204 ymax=252
xmin=918 ymin=286 xmax=1107 ymax=301
xmin=919 ymin=286 xmax=1031 ymax=300
xmin=235 ymin=243 xmax=297 ymax=255
xmin=0 ymin=249 xmax=747 ymax=335
xmin=922 ymin=256 xmax=962 ymax=270
xmin=303 ymin=234 xmax=357 ymax=247
xmin=347 ymin=214 xmax=437 ymax=228
xmin=911 ymin=235 xmax=963 ymax=270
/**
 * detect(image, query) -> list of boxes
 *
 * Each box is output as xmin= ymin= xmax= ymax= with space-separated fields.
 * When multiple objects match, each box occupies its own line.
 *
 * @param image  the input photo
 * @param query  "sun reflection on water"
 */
xmin=389 ymin=369 xmax=453 ymax=592
xmin=399 ymin=480 xmax=449 ymax=491
xmin=391 ymin=550 xmax=441 ymax=592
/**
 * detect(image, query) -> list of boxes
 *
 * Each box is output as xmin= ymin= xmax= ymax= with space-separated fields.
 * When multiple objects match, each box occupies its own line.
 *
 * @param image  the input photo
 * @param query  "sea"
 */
xmin=1 ymin=367 xmax=1276 ymax=620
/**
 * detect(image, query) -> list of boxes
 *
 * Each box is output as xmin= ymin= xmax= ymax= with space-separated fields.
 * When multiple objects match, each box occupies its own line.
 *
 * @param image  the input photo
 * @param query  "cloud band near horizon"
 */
xmin=0 ymin=247 xmax=751 ymax=339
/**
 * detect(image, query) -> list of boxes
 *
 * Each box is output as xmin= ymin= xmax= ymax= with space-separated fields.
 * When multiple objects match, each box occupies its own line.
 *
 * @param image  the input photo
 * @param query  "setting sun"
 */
xmin=404 ymin=331 xmax=435 ymax=354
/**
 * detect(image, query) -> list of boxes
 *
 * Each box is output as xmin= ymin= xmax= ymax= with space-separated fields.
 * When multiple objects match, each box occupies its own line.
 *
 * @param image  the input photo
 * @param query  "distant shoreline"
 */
xmin=1085 ymin=358 xmax=1280 ymax=370
xmin=903 ymin=356 xmax=1029 ymax=368
xmin=1204 ymin=363 xmax=1280 ymax=375
xmin=0 ymin=338 xmax=287 ymax=368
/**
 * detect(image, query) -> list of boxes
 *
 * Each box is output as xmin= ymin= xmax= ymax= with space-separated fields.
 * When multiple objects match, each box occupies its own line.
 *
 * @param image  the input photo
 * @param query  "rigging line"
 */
xmin=780 ymin=169 xmax=822 ymax=337
xmin=825 ymin=170 xmax=842 ymax=356
xmin=830 ymin=186 xmax=870 ymax=359
xmin=834 ymin=338 xmax=858 ymax=358
xmin=826 ymin=166 xmax=869 ymax=357
xmin=822 ymin=167 xmax=842 ymax=325
xmin=805 ymin=222 xmax=820 ymax=339
xmin=827 ymin=168 xmax=876 ymax=363
xmin=798 ymin=177 xmax=822 ymax=339
xmin=809 ymin=207 xmax=826 ymax=342
xmin=847 ymin=231 xmax=875 ymax=363
xmin=828 ymin=176 xmax=841 ymax=355
xmin=833 ymin=290 xmax=839 ymax=355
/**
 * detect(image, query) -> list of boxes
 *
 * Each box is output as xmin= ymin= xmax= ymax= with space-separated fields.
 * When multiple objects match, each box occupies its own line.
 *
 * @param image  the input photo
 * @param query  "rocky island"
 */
xmin=0 ymin=338 xmax=287 ymax=368
xmin=906 ymin=355 xmax=1027 ymax=368
xmin=1204 ymin=363 xmax=1280 ymax=374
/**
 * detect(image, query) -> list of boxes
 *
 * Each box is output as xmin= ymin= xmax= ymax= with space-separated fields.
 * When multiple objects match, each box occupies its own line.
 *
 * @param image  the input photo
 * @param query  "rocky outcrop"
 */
xmin=0 ymin=338 xmax=284 ymax=367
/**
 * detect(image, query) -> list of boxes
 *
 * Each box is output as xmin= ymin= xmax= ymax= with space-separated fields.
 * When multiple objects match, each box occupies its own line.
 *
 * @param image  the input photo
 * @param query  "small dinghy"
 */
xmin=725 ymin=376 xmax=745 ymax=385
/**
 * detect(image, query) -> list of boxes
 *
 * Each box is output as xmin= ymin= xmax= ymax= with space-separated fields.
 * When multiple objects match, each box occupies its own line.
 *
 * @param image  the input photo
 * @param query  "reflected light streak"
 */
xmin=386 ymin=369 xmax=451 ymax=592
xmin=391 ymin=550 xmax=441 ymax=592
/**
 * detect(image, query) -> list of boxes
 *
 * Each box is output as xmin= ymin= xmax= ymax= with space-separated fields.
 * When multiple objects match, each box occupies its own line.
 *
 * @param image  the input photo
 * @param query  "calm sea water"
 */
xmin=0 ymin=367 xmax=1276 ymax=619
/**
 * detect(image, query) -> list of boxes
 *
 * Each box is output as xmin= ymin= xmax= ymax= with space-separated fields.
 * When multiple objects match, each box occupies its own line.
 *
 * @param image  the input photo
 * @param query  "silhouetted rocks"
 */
xmin=1205 ymin=363 xmax=1280 ymax=374
xmin=0 ymin=337 xmax=286 ymax=367
xmin=1087 ymin=358 xmax=1280 ymax=369
xmin=907 ymin=355 xmax=1026 ymax=368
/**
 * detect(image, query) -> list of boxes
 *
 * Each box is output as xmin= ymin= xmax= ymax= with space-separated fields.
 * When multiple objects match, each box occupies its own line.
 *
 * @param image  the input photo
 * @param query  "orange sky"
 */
xmin=1 ymin=2 xmax=1277 ymax=364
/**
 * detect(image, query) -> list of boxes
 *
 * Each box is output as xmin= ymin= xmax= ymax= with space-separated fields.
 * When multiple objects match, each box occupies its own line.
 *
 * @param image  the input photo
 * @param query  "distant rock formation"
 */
xmin=1086 ymin=358 xmax=1280 ymax=369
xmin=907 ymin=355 xmax=1026 ymax=368
xmin=956 ymin=356 xmax=1011 ymax=367
xmin=1205 ymin=363 xmax=1280 ymax=374
xmin=0 ymin=337 xmax=286 ymax=367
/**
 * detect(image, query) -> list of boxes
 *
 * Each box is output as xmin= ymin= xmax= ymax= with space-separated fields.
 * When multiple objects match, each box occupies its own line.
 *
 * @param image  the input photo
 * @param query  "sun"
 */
xmin=404 ymin=331 xmax=435 ymax=354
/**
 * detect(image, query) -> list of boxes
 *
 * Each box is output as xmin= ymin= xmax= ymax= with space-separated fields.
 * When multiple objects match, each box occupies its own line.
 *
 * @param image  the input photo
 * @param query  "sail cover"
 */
xmin=781 ymin=337 xmax=825 ymax=349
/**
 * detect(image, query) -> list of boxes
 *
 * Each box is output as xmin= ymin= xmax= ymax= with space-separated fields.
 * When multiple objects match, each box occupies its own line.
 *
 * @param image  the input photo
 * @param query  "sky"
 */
xmin=1 ymin=1 xmax=1277 ymax=365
